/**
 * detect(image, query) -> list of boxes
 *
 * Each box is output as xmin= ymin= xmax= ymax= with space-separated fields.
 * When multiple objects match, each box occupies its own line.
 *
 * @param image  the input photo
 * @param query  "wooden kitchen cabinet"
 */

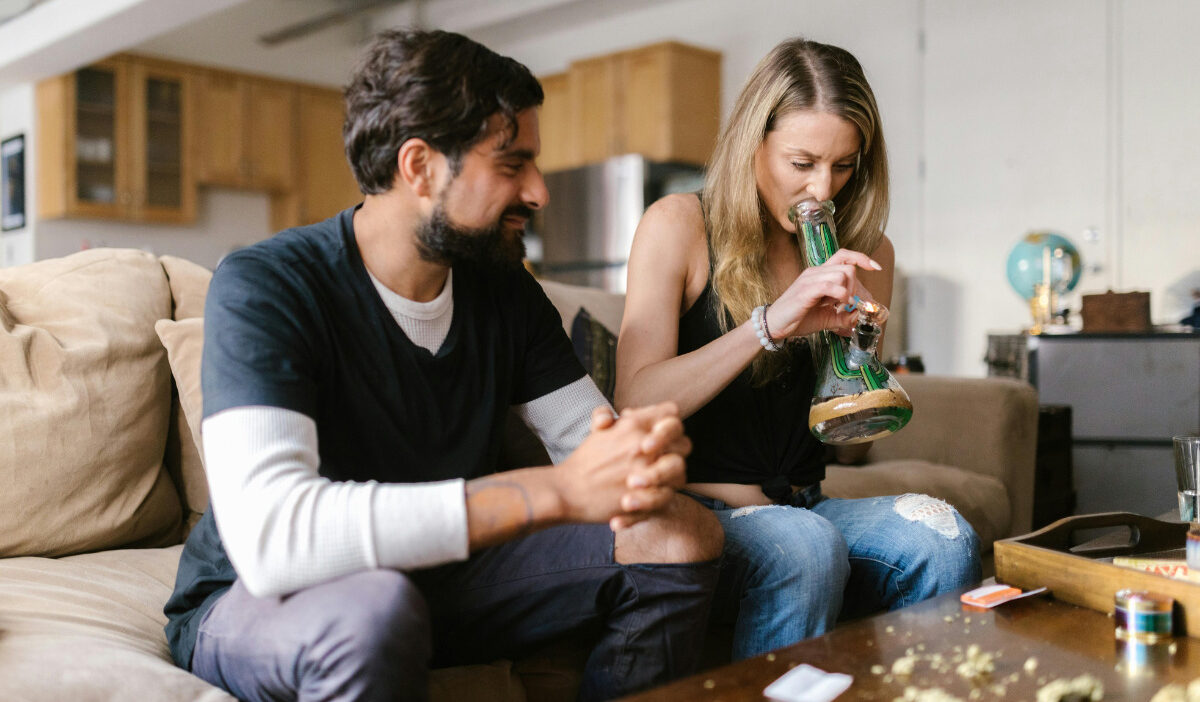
xmin=539 ymin=41 xmax=721 ymax=172
xmin=536 ymin=72 xmax=571 ymax=173
xmin=569 ymin=54 xmax=621 ymax=167
xmin=194 ymin=72 xmax=295 ymax=192
xmin=620 ymin=42 xmax=721 ymax=166
xmin=36 ymin=56 xmax=378 ymax=231
xmin=295 ymin=88 xmax=360 ymax=223
xmin=37 ymin=55 xmax=195 ymax=223
xmin=267 ymin=87 xmax=362 ymax=232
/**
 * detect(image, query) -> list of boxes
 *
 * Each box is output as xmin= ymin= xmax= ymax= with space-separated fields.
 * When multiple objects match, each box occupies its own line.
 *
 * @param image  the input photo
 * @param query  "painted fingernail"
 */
xmin=869 ymin=259 xmax=883 ymax=270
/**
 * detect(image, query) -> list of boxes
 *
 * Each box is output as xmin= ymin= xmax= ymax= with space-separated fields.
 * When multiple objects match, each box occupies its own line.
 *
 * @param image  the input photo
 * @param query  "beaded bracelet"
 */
xmin=752 ymin=304 xmax=782 ymax=352
xmin=761 ymin=302 xmax=778 ymax=342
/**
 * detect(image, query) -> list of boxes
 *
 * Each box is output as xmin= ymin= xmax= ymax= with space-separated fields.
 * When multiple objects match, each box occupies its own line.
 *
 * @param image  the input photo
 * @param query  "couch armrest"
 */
xmin=867 ymin=375 xmax=1038 ymax=538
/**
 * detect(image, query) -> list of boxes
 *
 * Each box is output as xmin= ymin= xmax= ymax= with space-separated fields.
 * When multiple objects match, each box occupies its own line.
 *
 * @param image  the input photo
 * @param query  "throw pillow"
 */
xmin=159 ymin=255 xmax=212 ymax=320
xmin=570 ymin=307 xmax=618 ymax=402
xmin=158 ymin=255 xmax=212 ymax=531
xmin=154 ymin=318 xmax=208 ymax=519
xmin=0 ymin=249 xmax=181 ymax=557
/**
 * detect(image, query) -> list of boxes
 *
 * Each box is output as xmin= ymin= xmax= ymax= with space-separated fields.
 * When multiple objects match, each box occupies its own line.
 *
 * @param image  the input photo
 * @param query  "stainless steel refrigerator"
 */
xmin=529 ymin=154 xmax=704 ymax=293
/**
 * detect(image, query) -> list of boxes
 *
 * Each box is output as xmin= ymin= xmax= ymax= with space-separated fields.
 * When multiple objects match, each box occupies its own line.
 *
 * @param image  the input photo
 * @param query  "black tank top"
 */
xmin=678 ymin=217 xmax=827 ymax=500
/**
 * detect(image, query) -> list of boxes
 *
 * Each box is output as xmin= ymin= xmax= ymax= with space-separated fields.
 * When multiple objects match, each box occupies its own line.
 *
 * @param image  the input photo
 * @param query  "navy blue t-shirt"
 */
xmin=164 ymin=206 xmax=585 ymax=668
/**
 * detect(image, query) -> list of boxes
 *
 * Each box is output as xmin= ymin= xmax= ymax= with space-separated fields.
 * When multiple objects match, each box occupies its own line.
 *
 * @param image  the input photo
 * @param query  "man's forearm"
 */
xmin=204 ymin=407 xmax=471 ymax=597
xmin=204 ymin=403 xmax=686 ymax=596
xmin=465 ymin=467 xmax=566 ymax=550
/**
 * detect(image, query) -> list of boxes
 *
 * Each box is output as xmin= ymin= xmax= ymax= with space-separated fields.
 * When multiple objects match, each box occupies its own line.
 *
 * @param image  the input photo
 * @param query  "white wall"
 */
xmin=35 ymin=188 xmax=272 ymax=270
xmin=919 ymin=0 xmax=1111 ymax=375
xmin=919 ymin=0 xmax=1199 ymax=375
xmin=1119 ymin=0 xmax=1200 ymax=324
xmin=0 ymin=83 xmax=34 ymax=266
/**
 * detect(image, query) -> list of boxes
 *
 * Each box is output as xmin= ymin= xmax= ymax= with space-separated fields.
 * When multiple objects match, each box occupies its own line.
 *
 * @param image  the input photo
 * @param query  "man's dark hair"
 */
xmin=343 ymin=29 xmax=544 ymax=194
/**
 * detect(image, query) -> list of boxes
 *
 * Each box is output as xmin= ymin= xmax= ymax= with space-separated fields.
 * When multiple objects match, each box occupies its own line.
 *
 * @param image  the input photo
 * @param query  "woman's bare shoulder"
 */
xmin=630 ymin=193 xmax=710 ymax=304
xmin=869 ymin=232 xmax=895 ymax=266
xmin=649 ymin=191 xmax=704 ymax=216
xmin=638 ymin=192 xmax=707 ymax=252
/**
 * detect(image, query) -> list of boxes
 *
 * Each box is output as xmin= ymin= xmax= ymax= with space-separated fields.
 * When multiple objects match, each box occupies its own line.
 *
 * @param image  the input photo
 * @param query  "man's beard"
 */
xmin=415 ymin=202 xmax=529 ymax=269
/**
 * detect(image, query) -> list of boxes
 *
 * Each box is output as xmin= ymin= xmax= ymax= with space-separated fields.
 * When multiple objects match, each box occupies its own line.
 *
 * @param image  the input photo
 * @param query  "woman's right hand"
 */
xmin=763 ymin=248 xmax=882 ymax=340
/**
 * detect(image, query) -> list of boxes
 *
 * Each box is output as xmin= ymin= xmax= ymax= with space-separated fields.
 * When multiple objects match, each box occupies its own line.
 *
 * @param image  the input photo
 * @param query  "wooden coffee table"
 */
xmin=620 ymin=587 xmax=1200 ymax=701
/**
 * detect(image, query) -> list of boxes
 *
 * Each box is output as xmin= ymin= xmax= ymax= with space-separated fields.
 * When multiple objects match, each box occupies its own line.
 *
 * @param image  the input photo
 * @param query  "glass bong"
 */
xmin=787 ymin=199 xmax=913 ymax=445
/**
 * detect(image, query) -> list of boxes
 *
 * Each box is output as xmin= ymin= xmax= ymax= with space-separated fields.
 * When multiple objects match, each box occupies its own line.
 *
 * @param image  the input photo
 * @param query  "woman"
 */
xmin=615 ymin=37 xmax=980 ymax=660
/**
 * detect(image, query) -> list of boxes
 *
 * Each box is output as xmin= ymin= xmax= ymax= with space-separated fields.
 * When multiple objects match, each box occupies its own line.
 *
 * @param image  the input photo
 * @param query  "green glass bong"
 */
xmin=787 ymin=199 xmax=913 ymax=445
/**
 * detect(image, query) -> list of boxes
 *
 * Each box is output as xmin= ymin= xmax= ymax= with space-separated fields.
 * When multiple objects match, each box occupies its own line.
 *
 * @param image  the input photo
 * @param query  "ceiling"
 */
xmin=0 ymin=0 xmax=553 ymax=88
xmin=131 ymin=0 xmax=629 ymax=88
xmin=0 ymin=0 xmax=670 ymax=90
xmin=133 ymin=0 xmax=385 ymax=87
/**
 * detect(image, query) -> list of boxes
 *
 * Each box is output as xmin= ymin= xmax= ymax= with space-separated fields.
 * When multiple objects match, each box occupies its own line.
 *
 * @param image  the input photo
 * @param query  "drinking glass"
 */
xmin=1174 ymin=435 xmax=1200 ymax=522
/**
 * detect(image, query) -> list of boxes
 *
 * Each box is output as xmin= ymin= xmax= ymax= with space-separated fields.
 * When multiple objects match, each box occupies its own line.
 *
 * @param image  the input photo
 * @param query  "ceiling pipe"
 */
xmin=258 ymin=0 xmax=405 ymax=47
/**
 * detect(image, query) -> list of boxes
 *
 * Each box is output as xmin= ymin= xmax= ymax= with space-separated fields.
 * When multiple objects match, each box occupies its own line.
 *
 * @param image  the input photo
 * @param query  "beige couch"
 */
xmin=0 ymin=249 xmax=1037 ymax=701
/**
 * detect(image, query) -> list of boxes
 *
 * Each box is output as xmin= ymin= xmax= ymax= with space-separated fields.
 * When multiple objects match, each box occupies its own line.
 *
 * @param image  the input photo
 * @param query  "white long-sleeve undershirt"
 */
xmin=203 ymin=272 xmax=610 ymax=597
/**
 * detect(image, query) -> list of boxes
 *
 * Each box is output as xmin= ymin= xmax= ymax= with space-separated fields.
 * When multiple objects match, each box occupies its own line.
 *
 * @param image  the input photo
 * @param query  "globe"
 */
xmin=1005 ymin=231 xmax=1082 ymax=300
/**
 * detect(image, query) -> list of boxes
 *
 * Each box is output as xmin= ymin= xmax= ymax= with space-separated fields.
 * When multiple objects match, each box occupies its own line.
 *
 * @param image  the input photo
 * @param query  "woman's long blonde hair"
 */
xmin=702 ymin=38 xmax=889 ymax=380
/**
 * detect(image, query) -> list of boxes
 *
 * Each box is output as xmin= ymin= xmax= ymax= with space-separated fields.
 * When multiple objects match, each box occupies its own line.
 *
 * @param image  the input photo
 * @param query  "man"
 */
xmin=163 ymin=28 xmax=723 ymax=702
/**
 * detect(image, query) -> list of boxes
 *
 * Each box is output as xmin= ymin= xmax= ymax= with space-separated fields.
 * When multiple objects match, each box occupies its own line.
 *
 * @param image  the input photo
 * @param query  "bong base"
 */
xmin=809 ymin=406 xmax=913 ymax=445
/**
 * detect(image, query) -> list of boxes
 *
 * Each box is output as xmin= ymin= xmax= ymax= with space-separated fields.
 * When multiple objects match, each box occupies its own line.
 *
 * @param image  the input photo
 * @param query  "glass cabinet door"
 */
xmin=73 ymin=65 xmax=121 ymax=210
xmin=39 ymin=56 xmax=195 ymax=222
xmin=132 ymin=62 xmax=194 ymax=223
xmin=144 ymin=76 xmax=182 ymax=209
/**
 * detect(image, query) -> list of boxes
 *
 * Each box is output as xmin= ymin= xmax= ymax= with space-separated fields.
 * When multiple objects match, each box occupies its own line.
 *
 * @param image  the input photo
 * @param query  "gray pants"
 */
xmin=190 ymin=523 xmax=718 ymax=702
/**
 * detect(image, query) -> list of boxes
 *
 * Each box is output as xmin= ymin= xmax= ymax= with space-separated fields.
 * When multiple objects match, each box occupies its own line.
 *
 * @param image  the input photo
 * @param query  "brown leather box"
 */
xmin=1081 ymin=290 xmax=1151 ymax=332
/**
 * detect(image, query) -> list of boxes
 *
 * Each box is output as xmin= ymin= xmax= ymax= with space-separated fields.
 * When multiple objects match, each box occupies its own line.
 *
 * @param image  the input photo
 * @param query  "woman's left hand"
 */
xmin=763 ymin=248 xmax=881 ymax=340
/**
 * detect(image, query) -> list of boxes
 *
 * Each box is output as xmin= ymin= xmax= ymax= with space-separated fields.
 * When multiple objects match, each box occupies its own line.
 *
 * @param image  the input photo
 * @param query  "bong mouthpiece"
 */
xmin=787 ymin=198 xmax=836 ymax=226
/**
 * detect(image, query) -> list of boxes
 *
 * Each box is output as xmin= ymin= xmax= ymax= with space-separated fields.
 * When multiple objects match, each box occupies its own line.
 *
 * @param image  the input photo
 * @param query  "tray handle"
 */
xmin=1004 ymin=511 xmax=1187 ymax=559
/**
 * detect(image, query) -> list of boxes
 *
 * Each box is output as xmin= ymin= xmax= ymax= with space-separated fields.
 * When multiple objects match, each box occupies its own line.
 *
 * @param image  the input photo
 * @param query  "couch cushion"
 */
xmin=158 ymin=257 xmax=213 ymax=535
xmin=0 ymin=546 xmax=527 ymax=701
xmin=430 ymin=662 xmax=527 ymax=702
xmin=0 ymin=249 xmax=181 ymax=557
xmin=823 ymin=460 xmax=1010 ymax=551
xmin=159 ymin=255 xmax=211 ymax=321
xmin=156 ymin=318 xmax=208 ymax=525
xmin=868 ymin=375 xmax=1038 ymax=538
xmin=0 ymin=546 xmax=236 ymax=701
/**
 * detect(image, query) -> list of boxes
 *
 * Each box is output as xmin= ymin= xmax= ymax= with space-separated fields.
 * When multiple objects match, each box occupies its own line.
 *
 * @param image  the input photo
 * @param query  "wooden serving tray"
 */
xmin=994 ymin=512 xmax=1198 ymax=635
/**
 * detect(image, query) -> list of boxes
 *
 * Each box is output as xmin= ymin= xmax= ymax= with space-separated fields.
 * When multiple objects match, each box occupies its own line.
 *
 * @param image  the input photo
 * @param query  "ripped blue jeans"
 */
xmin=687 ymin=485 xmax=981 ymax=660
